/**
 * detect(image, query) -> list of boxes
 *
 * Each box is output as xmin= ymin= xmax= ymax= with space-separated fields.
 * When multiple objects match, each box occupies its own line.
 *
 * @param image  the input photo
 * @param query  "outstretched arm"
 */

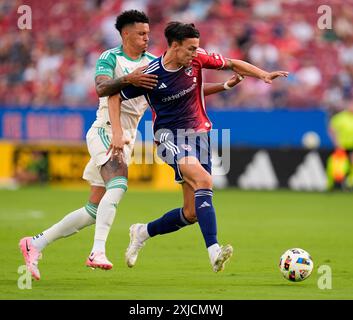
xmin=223 ymin=58 xmax=288 ymax=83
xmin=203 ymin=74 xmax=244 ymax=96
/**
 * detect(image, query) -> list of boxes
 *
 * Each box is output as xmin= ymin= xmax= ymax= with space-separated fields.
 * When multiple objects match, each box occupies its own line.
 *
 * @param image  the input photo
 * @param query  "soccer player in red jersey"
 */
xmin=109 ymin=22 xmax=288 ymax=272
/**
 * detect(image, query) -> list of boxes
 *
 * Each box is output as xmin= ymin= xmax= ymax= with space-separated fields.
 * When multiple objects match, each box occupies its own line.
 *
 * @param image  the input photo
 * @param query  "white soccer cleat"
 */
xmin=85 ymin=251 xmax=113 ymax=270
xmin=211 ymin=244 xmax=233 ymax=272
xmin=125 ymin=224 xmax=146 ymax=268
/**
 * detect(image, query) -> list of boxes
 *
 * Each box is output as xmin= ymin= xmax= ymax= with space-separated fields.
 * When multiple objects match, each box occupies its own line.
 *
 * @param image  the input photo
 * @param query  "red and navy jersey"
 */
xmin=120 ymin=48 xmax=225 ymax=134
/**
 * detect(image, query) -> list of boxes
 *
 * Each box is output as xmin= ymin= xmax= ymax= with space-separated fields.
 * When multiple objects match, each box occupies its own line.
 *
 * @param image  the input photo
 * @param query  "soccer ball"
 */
xmin=279 ymin=248 xmax=314 ymax=282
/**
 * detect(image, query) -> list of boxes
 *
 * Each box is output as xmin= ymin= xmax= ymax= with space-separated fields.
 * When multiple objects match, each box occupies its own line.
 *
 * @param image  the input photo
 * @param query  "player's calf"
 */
xmin=88 ymin=176 xmax=128 ymax=269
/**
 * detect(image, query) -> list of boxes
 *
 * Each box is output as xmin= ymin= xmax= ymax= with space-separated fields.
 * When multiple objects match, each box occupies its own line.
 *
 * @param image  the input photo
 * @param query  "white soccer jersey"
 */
xmin=92 ymin=45 xmax=156 ymax=129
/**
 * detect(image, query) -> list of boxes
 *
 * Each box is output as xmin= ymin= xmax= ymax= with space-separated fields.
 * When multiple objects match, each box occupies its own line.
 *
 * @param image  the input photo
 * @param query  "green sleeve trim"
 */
xmin=95 ymin=52 xmax=116 ymax=78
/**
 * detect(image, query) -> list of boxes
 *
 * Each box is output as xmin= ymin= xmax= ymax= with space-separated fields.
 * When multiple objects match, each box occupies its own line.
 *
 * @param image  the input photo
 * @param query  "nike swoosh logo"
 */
xmin=25 ymin=240 xmax=30 ymax=252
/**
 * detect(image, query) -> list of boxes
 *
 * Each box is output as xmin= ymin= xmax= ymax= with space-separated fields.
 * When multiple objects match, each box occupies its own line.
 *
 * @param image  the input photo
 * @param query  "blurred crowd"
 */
xmin=1 ymin=0 xmax=353 ymax=111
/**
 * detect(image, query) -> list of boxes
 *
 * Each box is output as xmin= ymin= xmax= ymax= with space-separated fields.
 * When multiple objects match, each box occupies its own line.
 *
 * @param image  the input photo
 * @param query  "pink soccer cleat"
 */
xmin=19 ymin=237 xmax=42 ymax=280
xmin=85 ymin=252 xmax=113 ymax=270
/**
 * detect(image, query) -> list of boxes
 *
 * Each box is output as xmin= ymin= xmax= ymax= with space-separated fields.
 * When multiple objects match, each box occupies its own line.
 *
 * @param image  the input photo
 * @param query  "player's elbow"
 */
xmin=95 ymin=84 xmax=107 ymax=97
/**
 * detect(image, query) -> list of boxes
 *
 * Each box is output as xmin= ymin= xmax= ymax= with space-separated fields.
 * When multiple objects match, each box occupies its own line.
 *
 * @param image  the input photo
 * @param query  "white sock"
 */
xmin=208 ymin=243 xmax=221 ymax=262
xmin=139 ymin=224 xmax=150 ymax=242
xmin=92 ymin=177 xmax=127 ymax=253
xmin=31 ymin=205 xmax=96 ymax=251
xmin=92 ymin=239 xmax=105 ymax=252
xmin=31 ymin=233 xmax=49 ymax=252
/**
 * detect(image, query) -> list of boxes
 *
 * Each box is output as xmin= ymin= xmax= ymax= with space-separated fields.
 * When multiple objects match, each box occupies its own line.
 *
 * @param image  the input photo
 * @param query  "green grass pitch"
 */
xmin=1 ymin=187 xmax=352 ymax=300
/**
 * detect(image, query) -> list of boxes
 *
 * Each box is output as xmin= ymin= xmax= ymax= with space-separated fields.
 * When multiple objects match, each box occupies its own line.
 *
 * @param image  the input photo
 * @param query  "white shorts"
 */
xmin=82 ymin=112 xmax=140 ymax=187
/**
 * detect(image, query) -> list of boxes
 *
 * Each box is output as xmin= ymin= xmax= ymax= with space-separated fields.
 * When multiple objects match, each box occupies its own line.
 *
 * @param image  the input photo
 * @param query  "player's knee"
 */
xmin=183 ymin=207 xmax=197 ymax=224
xmin=191 ymin=174 xmax=213 ymax=191
xmin=101 ymin=160 xmax=128 ymax=182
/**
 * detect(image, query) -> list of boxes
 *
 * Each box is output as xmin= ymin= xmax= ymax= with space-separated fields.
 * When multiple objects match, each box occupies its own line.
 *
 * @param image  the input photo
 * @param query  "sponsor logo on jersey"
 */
xmin=161 ymin=83 xmax=196 ymax=102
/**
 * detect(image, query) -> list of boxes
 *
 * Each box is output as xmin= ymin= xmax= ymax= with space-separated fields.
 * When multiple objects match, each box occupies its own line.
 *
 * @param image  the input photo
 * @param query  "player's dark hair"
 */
xmin=164 ymin=22 xmax=200 ymax=46
xmin=115 ymin=10 xmax=149 ymax=33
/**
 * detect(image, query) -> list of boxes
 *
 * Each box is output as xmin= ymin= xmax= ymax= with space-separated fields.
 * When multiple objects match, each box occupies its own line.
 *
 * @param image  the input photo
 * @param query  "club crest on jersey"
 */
xmin=181 ymin=144 xmax=192 ymax=152
xmin=185 ymin=67 xmax=193 ymax=76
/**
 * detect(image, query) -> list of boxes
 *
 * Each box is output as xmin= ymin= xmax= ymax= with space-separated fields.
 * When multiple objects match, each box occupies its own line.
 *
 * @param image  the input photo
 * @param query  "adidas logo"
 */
xmin=199 ymin=201 xmax=211 ymax=209
xmin=238 ymin=150 xmax=279 ymax=190
xmin=288 ymin=151 xmax=327 ymax=191
xmin=158 ymin=82 xmax=167 ymax=89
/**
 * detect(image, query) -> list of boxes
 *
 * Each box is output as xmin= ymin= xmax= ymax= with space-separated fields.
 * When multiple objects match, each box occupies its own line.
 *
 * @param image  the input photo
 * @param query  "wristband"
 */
xmin=223 ymin=82 xmax=232 ymax=90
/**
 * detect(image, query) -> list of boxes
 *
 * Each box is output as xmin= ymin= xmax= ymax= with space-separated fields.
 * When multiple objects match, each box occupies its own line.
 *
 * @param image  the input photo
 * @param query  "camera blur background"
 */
xmin=1 ymin=0 xmax=353 ymax=300
xmin=0 ymin=0 xmax=352 ymax=110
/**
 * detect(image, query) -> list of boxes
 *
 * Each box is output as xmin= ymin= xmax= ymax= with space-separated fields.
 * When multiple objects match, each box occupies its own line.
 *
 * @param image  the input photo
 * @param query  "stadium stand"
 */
xmin=0 ymin=0 xmax=352 ymax=111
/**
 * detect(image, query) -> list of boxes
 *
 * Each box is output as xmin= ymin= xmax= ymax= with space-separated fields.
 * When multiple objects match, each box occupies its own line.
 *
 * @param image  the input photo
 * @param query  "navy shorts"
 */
xmin=156 ymin=130 xmax=212 ymax=183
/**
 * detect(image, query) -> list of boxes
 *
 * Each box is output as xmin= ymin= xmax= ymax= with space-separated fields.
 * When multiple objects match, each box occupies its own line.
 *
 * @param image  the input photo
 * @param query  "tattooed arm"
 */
xmin=95 ymin=66 xmax=158 ymax=97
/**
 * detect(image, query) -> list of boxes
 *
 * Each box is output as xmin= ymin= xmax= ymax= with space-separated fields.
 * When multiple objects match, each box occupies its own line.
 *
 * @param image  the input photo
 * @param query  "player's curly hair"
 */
xmin=164 ymin=22 xmax=200 ymax=46
xmin=115 ymin=10 xmax=149 ymax=33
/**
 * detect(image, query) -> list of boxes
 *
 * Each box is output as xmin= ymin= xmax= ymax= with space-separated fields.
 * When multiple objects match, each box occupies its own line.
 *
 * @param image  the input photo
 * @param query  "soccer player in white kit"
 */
xmin=19 ymin=10 xmax=242 ymax=280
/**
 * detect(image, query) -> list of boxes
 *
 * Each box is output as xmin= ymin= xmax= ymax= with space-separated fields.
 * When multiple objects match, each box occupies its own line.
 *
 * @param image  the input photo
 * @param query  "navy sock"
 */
xmin=194 ymin=189 xmax=218 ymax=248
xmin=147 ymin=208 xmax=190 ymax=237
